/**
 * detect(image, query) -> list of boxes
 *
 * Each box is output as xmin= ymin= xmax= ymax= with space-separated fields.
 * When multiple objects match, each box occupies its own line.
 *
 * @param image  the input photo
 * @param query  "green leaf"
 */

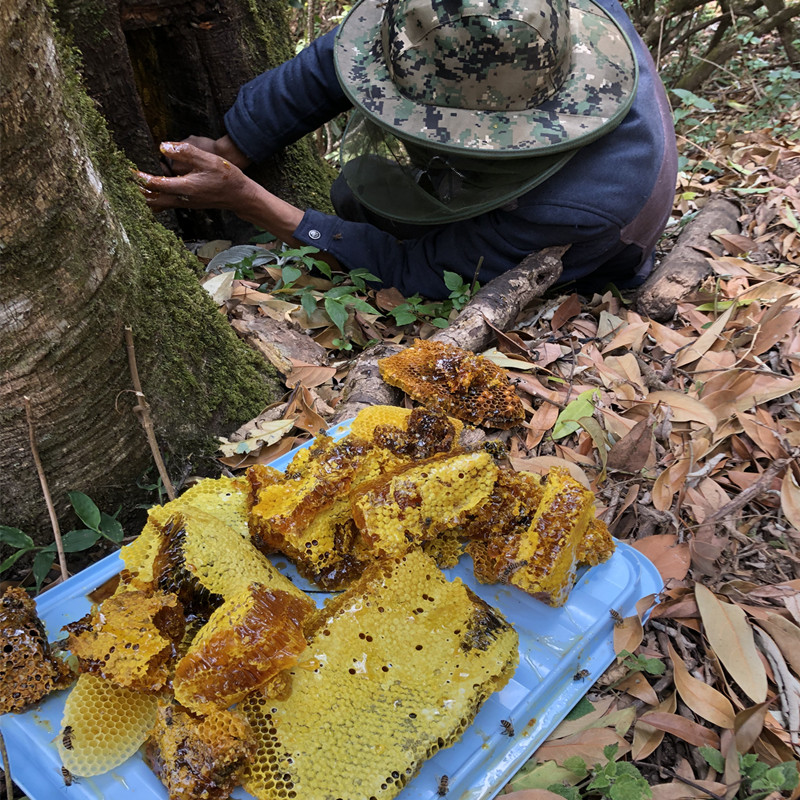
xmin=68 ymin=491 xmax=101 ymax=531
xmin=32 ymin=549 xmax=55 ymax=590
xmin=281 ymin=265 xmax=302 ymax=286
xmin=547 ymin=784 xmax=582 ymax=800
xmin=0 ymin=525 xmax=34 ymax=549
xmin=324 ymin=297 xmax=349 ymax=334
xmin=552 ymin=389 xmax=600 ymax=440
xmin=324 ymin=285 xmax=357 ymax=300
xmin=671 ymin=88 xmax=716 ymax=111
xmin=312 ymin=259 xmax=332 ymax=279
xmin=99 ymin=513 xmax=124 ymax=543
xmin=603 ymin=743 xmax=620 ymax=762
xmin=608 ymin=773 xmax=652 ymax=800
xmin=391 ymin=307 xmax=418 ymax=326
xmin=699 ymin=746 xmax=725 ymax=773
xmin=565 ymin=696 xmax=595 ymax=720
xmin=431 ymin=317 xmax=450 ymax=328
xmin=443 ymin=270 xmax=467 ymax=291
xmin=346 ymin=297 xmax=380 ymax=316
xmin=61 ymin=529 xmax=102 ymax=552
xmin=300 ymin=291 xmax=319 ymax=319
xmin=0 ymin=548 xmax=33 ymax=575
xmin=562 ymin=756 xmax=589 ymax=778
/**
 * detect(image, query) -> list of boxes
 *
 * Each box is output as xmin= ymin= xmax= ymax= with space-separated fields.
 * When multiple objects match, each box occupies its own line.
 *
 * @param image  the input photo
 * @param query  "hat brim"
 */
xmin=334 ymin=0 xmax=638 ymax=157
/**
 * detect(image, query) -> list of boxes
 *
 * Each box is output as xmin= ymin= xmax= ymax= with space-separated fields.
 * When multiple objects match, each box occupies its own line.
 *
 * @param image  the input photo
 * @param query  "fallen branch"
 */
xmin=330 ymin=248 xmax=567 ymax=424
xmin=0 ymin=729 xmax=13 ymax=800
xmin=636 ymin=194 xmax=741 ymax=322
xmin=124 ymin=326 xmax=176 ymax=501
xmin=23 ymin=396 xmax=68 ymax=584
xmin=431 ymin=246 xmax=567 ymax=352
xmin=705 ymin=457 xmax=788 ymax=523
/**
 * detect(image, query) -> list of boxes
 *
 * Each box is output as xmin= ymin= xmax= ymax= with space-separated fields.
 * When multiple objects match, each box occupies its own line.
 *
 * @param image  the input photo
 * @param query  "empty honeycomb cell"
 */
xmin=59 ymin=673 xmax=159 ymax=776
xmin=64 ymin=589 xmax=184 ymax=692
xmin=241 ymin=549 xmax=518 ymax=800
xmin=173 ymin=583 xmax=312 ymax=715
xmin=144 ymin=703 xmax=255 ymax=800
xmin=421 ymin=530 xmax=463 ymax=569
xmin=378 ymin=339 xmax=525 ymax=429
xmin=0 ymin=587 xmax=73 ymax=714
xmin=351 ymin=451 xmax=498 ymax=558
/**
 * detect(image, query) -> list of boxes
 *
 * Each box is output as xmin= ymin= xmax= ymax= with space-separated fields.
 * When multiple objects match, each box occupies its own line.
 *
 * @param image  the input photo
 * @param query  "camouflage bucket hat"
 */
xmin=334 ymin=0 xmax=638 ymax=157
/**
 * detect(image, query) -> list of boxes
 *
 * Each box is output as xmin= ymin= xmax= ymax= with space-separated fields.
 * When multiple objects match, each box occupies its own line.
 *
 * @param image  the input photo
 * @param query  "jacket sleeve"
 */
xmin=293 ymin=203 xmax=625 ymax=300
xmin=223 ymin=29 xmax=352 ymax=163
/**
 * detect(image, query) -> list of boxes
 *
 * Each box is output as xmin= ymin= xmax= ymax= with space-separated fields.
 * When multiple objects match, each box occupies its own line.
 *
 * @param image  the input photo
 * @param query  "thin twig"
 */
xmin=23 ymin=396 xmax=68 ymax=583
xmin=705 ymin=457 xmax=789 ymax=523
xmin=0 ymin=729 xmax=13 ymax=800
xmin=124 ymin=326 xmax=176 ymax=501
xmin=637 ymin=762 xmax=728 ymax=800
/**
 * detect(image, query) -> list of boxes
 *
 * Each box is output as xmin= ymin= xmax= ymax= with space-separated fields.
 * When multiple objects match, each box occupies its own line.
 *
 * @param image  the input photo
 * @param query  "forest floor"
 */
xmin=188 ymin=94 xmax=800 ymax=796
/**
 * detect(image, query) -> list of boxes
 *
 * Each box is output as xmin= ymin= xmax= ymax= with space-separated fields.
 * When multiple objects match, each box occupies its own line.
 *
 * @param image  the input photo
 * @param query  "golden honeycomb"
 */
xmin=64 ymin=589 xmax=184 ymax=692
xmin=578 ymin=518 xmax=616 ymax=566
xmin=120 ymin=476 xmax=252 ymax=588
xmin=421 ymin=529 xmax=463 ymax=568
xmin=240 ymin=549 xmax=518 ymax=800
xmin=144 ymin=702 xmax=256 ymax=800
xmin=509 ymin=467 xmax=602 ymax=606
xmin=174 ymin=583 xmax=311 ymax=715
xmin=349 ymin=405 xmax=465 ymax=456
xmin=378 ymin=339 xmax=525 ymax=429
xmin=58 ymin=673 xmax=159 ymax=776
xmin=0 ymin=587 xmax=73 ymax=714
xmin=351 ymin=451 xmax=498 ymax=558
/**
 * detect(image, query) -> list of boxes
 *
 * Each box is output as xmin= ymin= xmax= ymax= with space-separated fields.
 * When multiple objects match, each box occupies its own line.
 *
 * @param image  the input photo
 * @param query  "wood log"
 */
xmin=330 ymin=247 xmax=567 ymax=423
xmin=430 ymin=245 xmax=567 ymax=351
xmin=635 ymin=195 xmax=741 ymax=322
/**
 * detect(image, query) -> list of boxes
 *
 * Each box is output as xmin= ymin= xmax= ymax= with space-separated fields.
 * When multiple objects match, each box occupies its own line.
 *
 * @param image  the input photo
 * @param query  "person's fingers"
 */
xmin=132 ymin=169 xmax=191 ymax=195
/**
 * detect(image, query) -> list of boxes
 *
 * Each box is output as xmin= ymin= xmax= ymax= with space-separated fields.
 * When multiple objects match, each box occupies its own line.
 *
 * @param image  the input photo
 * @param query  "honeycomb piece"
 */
xmin=174 ymin=583 xmax=311 ymax=715
xmin=350 ymin=406 xmax=464 ymax=458
xmin=249 ymin=437 xmax=400 ymax=589
xmin=510 ymin=467 xmax=600 ymax=606
xmin=58 ymin=673 xmax=159 ymax=776
xmin=578 ymin=518 xmax=616 ymax=566
xmin=64 ymin=589 xmax=185 ymax=692
xmin=422 ymin=529 xmax=464 ymax=569
xmin=351 ymin=451 xmax=498 ymax=558
xmin=240 ymin=549 xmax=518 ymax=800
xmin=378 ymin=339 xmax=525 ymax=429
xmin=0 ymin=587 xmax=73 ymax=714
xmin=120 ymin=511 xmax=163 ymax=587
xmin=144 ymin=703 xmax=256 ymax=800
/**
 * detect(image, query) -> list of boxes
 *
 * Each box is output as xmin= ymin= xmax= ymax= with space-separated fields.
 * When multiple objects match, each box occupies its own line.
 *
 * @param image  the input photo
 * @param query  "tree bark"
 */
xmin=635 ymin=195 xmax=741 ymax=322
xmin=0 ymin=0 xmax=280 ymax=544
xmin=53 ymin=0 xmax=336 ymax=242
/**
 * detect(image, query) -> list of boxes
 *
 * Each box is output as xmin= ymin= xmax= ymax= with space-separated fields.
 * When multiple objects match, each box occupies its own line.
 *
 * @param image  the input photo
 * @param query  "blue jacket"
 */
xmin=224 ymin=1 xmax=677 ymax=299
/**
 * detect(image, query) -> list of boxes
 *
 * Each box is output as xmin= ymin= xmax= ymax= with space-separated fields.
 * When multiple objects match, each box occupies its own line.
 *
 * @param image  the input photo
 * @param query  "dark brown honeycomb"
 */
xmin=378 ymin=339 xmax=525 ymax=429
xmin=373 ymin=407 xmax=459 ymax=459
xmin=0 ymin=587 xmax=73 ymax=714
xmin=144 ymin=702 xmax=255 ymax=800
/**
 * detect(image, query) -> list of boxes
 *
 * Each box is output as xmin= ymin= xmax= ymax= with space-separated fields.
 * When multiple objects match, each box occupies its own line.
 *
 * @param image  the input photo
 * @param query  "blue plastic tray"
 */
xmin=1 ymin=422 xmax=662 ymax=800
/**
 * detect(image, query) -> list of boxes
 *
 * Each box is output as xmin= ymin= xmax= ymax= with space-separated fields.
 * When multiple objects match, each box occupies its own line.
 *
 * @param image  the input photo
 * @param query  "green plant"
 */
xmin=699 ymin=747 xmax=799 ymax=800
xmin=617 ymin=650 xmax=666 ymax=677
xmin=0 ymin=493 xmax=124 ymax=591
xmin=388 ymin=270 xmax=478 ymax=329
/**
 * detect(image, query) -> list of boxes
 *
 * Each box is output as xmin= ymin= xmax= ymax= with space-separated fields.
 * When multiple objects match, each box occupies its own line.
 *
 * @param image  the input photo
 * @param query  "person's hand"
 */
xmin=133 ymin=141 xmax=257 ymax=213
xmin=163 ymin=135 xmax=250 ymax=175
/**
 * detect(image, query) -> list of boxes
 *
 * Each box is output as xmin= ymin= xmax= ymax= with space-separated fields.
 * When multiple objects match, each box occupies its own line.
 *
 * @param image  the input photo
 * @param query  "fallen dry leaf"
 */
xmin=632 ymin=692 xmax=677 ymax=760
xmin=781 ymin=469 xmax=800 ymax=533
xmin=630 ymin=535 xmax=691 ymax=584
xmin=613 ymin=614 xmax=644 ymax=656
xmin=637 ymin=711 xmax=720 ymax=749
xmin=534 ymin=727 xmax=631 ymax=766
xmin=695 ymin=583 xmax=767 ymax=704
xmin=668 ymin=641 xmax=735 ymax=728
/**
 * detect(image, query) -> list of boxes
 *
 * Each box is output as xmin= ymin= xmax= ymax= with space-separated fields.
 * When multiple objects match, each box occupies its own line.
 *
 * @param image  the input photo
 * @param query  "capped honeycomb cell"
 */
xmin=58 ymin=673 xmax=159 ymax=776
xmin=121 ymin=476 xmax=252 ymax=588
xmin=145 ymin=702 xmax=256 ymax=800
xmin=378 ymin=339 xmax=525 ymax=429
xmin=0 ymin=587 xmax=73 ymax=714
xmin=174 ymin=583 xmax=311 ymax=715
xmin=351 ymin=451 xmax=498 ymax=557
xmin=64 ymin=589 xmax=184 ymax=692
xmin=240 ymin=549 xmax=518 ymax=800
xmin=350 ymin=405 xmax=464 ymax=456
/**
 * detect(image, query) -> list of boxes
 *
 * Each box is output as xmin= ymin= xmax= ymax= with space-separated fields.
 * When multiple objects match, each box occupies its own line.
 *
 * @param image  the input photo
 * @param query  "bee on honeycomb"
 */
xmin=378 ymin=339 xmax=525 ymax=429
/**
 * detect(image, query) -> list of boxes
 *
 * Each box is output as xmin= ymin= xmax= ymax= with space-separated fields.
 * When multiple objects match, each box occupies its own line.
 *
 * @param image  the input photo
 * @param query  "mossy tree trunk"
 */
xmin=54 ymin=0 xmax=336 ymax=242
xmin=0 ymin=0 xmax=281 ymax=547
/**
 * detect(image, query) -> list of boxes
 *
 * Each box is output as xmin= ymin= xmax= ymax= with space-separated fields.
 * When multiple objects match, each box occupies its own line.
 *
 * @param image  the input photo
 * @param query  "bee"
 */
xmin=61 ymin=725 xmax=74 ymax=750
xmin=610 ymin=608 xmax=623 ymax=627
xmin=500 ymin=718 xmax=515 ymax=737
xmin=573 ymin=669 xmax=590 ymax=681
xmin=437 ymin=774 xmax=449 ymax=796
xmin=61 ymin=766 xmax=74 ymax=786
xmin=497 ymin=558 xmax=528 ymax=583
